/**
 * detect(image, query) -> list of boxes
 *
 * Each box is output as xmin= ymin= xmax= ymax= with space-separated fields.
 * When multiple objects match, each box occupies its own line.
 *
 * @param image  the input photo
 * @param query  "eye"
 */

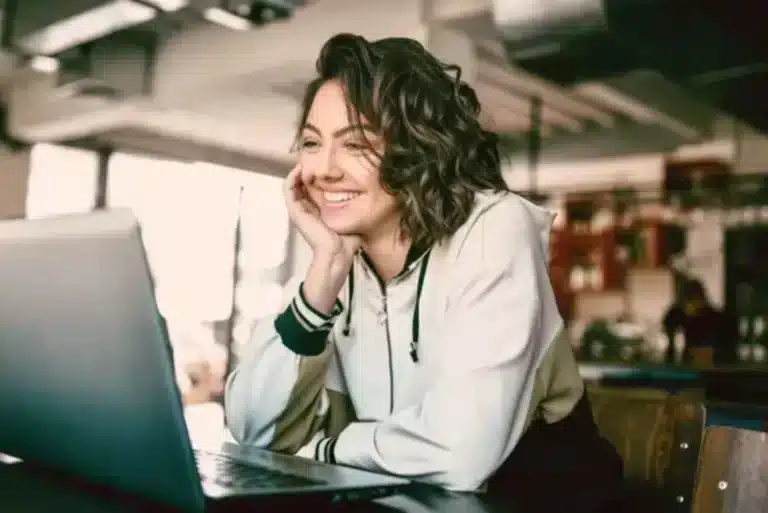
xmin=344 ymin=141 xmax=368 ymax=152
xmin=298 ymin=139 xmax=320 ymax=151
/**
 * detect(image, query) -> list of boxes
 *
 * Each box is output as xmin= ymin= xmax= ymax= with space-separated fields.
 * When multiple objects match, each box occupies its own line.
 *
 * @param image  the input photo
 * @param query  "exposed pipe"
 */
xmin=1 ymin=0 xmax=19 ymax=51
xmin=528 ymin=96 xmax=542 ymax=193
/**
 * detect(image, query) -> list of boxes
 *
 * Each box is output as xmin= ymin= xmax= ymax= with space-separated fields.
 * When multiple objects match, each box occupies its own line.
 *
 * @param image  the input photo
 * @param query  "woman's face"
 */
xmin=297 ymin=80 xmax=400 ymax=241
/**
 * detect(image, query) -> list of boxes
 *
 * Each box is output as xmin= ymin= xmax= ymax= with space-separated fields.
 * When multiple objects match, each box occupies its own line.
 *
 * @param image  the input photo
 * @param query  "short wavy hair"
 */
xmin=296 ymin=33 xmax=508 ymax=246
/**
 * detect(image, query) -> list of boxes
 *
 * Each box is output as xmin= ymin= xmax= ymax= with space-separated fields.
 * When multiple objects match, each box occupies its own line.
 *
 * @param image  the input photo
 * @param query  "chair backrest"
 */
xmin=664 ymin=395 xmax=706 ymax=512
xmin=587 ymin=386 xmax=708 ymax=513
xmin=692 ymin=426 xmax=768 ymax=513
xmin=587 ymin=386 xmax=674 ymax=485
xmin=675 ymin=387 xmax=706 ymax=402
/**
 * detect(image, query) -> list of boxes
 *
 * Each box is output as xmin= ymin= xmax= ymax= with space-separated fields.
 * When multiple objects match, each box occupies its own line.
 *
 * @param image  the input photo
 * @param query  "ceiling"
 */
xmin=490 ymin=0 xmax=768 ymax=137
xmin=0 ymin=0 xmax=758 ymax=171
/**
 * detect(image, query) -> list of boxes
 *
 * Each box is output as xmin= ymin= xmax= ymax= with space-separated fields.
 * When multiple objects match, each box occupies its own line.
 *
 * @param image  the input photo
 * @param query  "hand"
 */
xmin=182 ymin=361 xmax=224 ymax=406
xmin=284 ymin=163 xmax=361 ymax=262
xmin=284 ymin=163 xmax=361 ymax=314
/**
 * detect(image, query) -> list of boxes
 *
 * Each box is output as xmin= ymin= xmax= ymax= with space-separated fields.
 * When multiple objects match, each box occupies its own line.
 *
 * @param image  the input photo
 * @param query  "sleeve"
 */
xmin=317 ymin=198 xmax=564 ymax=491
xmin=224 ymin=280 xmax=355 ymax=454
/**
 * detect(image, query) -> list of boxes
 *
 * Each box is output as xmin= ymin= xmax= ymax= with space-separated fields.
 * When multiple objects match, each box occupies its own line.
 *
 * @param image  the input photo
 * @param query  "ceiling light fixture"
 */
xmin=17 ymin=0 xmax=156 ymax=55
xmin=28 ymin=55 xmax=60 ymax=74
xmin=202 ymin=2 xmax=298 ymax=30
xmin=203 ymin=7 xmax=252 ymax=31
xmin=142 ymin=0 xmax=189 ymax=11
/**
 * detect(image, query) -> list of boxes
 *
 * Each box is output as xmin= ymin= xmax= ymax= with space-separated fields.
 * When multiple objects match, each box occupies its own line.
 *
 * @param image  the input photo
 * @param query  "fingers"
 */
xmin=286 ymin=160 xmax=314 ymax=186
xmin=284 ymin=163 xmax=305 ymax=205
xmin=285 ymin=163 xmax=321 ymax=221
xmin=285 ymin=162 xmax=302 ymax=192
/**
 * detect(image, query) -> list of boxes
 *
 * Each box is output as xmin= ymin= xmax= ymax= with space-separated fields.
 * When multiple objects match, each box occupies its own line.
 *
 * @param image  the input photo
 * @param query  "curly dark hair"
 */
xmin=296 ymin=33 xmax=508 ymax=246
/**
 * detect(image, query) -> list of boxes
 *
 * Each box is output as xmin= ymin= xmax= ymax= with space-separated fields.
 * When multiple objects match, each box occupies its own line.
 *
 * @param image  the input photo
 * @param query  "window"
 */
xmin=25 ymin=144 xmax=99 ymax=219
xmin=26 ymin=146 xmax=293 ymax=441
xmin=107 ymin=154 xmax=241 ymax=400
xmin=230 ymin=170 xmax=291 ymax=359
xmin=105 ymin=154 xmax=293 ymax=378
xmin=107 ymin=154 xmax=241 ymax=323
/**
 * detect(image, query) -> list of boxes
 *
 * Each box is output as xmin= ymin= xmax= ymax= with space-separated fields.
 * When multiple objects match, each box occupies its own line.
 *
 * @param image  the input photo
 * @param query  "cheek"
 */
xmin=341 ymin=157 xmax=397 ymax=216
xmin=367 ymin=190 xmax=399 ymax=220
xmin=352 ymin=170 xmax=395 ymax=213
xmin=299 ymin=153 xmax=323 ymax=177
xmin=343 ymin=154 xmax=380 ymax=186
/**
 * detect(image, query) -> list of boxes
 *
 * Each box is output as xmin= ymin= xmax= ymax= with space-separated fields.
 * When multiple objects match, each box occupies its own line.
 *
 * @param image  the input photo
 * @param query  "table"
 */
xmin=0 ymin=461 xmax=518 ymax=513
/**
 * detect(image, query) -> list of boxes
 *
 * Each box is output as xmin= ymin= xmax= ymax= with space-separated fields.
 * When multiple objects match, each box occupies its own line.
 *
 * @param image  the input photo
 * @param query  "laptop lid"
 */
xmin=0 ymin=210 xmax=206 ymax=512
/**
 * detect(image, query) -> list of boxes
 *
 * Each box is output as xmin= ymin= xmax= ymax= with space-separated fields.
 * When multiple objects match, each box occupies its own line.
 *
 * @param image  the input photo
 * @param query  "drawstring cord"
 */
xmin=409 ymin=251 xmax=430 ymax=362
xmin=342 ymin=264 xmax=354 ymax=337
xmin=341 ymin=252 xmax=430 ymax=363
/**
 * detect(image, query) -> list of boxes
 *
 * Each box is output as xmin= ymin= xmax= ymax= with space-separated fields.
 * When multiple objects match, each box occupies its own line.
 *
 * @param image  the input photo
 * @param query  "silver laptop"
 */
xmin=0 ymin=209 xmax=408 ymax=512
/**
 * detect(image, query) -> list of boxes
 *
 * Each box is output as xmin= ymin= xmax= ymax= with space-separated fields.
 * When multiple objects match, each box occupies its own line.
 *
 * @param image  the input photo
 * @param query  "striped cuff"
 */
xmin=313 ymin=436 xmax=339 ymax=464
xmin=274 ymin=282 xmax=343 ymax=356
xmin=294 ymin=282 xmax=343 ymax=330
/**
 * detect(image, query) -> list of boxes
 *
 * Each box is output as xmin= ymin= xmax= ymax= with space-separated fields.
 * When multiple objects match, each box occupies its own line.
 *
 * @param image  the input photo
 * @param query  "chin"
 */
xmin=323 ymin=217 xmax=365 ymax=236
xmin=328 ymin=224 xmax=364 ymax=237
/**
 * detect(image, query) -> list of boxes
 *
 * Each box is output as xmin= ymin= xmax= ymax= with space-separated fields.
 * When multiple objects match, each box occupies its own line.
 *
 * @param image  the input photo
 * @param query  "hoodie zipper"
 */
xmin=381 ymin=285 xmax=395 ymax=414
xmin=361 ymin=251 xmax=426 ymax=417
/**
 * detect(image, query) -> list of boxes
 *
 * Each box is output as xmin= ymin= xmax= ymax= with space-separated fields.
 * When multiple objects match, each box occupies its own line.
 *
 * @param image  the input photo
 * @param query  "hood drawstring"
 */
xmin=409 ymin=251 xmax=430 ymax=363
xmin=341 ymin=251 xmax=431 ymax=363
xmin=342 ymin=264 xmax=354 ymax=337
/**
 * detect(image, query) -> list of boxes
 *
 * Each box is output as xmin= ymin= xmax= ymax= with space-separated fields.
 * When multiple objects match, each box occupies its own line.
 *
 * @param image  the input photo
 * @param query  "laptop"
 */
xmin=0 ymin=209 xmax=409 ymax=512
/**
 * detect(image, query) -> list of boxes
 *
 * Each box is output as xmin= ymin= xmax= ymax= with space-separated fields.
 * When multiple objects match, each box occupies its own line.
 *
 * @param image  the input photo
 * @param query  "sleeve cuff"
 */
xmin=313 ymin=436 xmax=339 ymax=464
xmin=295 ymin=282 xmax=343 ymax=329
xmin=273 ymin=282 xmax=343 ymax=356
xmin=333 ymin=421 xmax=378 ymax=469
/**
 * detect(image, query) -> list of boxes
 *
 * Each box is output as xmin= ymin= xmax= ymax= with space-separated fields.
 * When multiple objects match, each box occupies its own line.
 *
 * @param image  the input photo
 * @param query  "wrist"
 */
xmin=303 ymin=254 xmax=350 ymax=315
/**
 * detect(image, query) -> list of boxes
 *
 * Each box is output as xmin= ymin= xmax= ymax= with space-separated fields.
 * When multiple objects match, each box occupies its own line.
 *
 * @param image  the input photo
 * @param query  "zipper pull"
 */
xmin=378 ymin=294 xmax=388 ymax=325
xmin=409 ymin=341 xmax=419 ymax=363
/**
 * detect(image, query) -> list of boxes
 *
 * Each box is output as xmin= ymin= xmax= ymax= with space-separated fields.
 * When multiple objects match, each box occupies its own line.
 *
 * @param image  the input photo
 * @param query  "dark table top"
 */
xmin=0 ymin=462 xmax=516 ymax=513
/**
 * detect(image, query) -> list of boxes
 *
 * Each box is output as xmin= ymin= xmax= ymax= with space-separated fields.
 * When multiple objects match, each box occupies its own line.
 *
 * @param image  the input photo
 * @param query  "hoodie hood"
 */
xmin=471 ymin=191 xmax=557 ymax=261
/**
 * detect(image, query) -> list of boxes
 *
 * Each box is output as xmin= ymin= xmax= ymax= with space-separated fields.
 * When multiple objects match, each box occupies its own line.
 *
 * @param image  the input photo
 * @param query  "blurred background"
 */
xmin=1 ymin=0 xmax=767 ymax=439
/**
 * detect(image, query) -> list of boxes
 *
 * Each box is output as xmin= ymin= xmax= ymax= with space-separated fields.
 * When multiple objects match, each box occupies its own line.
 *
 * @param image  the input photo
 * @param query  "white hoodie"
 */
xmin=224 ymin=191 xmax=585 ymax=491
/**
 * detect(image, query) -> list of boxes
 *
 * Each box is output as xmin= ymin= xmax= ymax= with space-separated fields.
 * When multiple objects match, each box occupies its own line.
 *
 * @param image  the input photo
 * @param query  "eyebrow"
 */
xmin=301 ymin=122 xmax=376 ymax=138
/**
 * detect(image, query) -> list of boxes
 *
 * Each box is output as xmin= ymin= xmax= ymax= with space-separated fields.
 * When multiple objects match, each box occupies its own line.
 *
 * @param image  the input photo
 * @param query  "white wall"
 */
xmin=504 ymin=153 xmax=664 ymax=192
xmin=504 ymin=138 xmax=736 ymax=193
xmin=573 ymin=268 xmax=675 ymax=339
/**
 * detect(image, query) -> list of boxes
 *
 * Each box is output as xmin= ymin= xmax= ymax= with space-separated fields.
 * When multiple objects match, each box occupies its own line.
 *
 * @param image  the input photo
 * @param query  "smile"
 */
xmin=323 ymin=191 xmax=361 ymax=205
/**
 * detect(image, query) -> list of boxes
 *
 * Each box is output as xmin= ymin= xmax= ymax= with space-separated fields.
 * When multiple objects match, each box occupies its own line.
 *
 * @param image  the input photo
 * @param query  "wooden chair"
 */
xmin=663 ymin=395 xmax=706 ymax=512
xmin=692 ymin=426 xmax=768 ymax=513
xmin=587 ymin=386 xmax=707 ymax=513
xmin=588 ymin=386 xmax=674 ymax=486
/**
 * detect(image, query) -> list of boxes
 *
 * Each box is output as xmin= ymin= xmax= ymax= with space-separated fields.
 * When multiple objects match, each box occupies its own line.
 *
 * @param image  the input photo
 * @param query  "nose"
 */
xmin=306 ymin=148 xmax=343 ymax=183
xmin=313 ymin=166 xmax=342 ymax=181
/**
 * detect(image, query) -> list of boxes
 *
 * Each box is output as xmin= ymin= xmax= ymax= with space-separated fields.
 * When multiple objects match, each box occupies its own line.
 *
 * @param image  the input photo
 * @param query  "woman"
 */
xmin=225 ymin=34 xmax=623 ymax=512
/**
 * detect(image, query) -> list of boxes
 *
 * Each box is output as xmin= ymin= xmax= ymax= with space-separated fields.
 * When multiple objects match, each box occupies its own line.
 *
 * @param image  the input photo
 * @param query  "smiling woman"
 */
xmin=295 ymin=82 xmax=397 ymax=246
xmin=293 ymin=35 xmax=507 ymax=251
xmin=226 ymin=33 xmax=625 ymax=513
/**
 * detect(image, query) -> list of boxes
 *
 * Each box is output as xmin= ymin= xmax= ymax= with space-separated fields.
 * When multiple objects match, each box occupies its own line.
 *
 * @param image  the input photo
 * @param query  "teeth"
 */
xmin=324 ymin=191 xmax=360 ymax=203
